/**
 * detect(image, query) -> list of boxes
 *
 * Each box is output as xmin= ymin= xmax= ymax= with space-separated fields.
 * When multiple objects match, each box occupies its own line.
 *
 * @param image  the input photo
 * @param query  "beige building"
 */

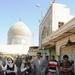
xmin=39 ymin=2 xmax=75 ymax=73
xmin=39 ymin=1 xmax=75 ymax=61
xmin=28 ymin=46 xmax=39 ymax=58
xmin=39 ymin=2 xmax=74 ymax=49
xmin=0 ymin=19 xmax=32 ymax=55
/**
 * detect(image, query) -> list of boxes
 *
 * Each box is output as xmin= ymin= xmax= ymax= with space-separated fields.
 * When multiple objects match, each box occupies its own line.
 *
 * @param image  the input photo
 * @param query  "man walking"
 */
xmin=32 ymin=52 xmax=47 ymax=75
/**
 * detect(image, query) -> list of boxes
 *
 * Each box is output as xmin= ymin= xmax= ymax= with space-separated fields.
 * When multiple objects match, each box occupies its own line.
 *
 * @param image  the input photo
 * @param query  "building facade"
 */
xmin=39 ymin=2 xmax=74 ymax=58
xmin=39 ymin=1 xmax=75 ymax=73
xmin=39 ymin=2 xmax=74 ymax=49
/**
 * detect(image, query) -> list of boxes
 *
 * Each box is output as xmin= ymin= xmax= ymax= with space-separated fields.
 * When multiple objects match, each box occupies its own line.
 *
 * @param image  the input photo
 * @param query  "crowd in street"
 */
xmin=0 ymin=52 xmax=74 ymax=75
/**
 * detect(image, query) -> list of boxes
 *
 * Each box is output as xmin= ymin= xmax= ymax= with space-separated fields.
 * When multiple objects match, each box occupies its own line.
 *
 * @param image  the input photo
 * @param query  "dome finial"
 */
xmin=19 ymin=18 xmax=22 ymax=21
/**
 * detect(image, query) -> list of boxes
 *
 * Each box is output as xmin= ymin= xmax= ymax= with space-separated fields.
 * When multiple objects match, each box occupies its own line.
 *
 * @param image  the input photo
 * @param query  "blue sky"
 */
xmin=0 ymin=0 xmax=75 ymax=46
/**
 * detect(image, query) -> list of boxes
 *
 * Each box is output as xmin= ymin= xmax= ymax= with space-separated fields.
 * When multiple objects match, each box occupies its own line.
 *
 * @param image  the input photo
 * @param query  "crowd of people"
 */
xmin=0 ymin=52 xmax=74 ymax=75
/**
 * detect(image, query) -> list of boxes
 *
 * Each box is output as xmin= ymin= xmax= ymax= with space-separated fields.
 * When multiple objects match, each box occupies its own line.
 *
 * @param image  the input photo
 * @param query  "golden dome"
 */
xmin=8 ymin=20 xmax=31 ymax=37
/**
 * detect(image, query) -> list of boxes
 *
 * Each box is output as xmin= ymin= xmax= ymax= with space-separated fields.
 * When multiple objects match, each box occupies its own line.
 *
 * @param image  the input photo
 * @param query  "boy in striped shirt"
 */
xmin=48 ymin=55 xmax=59 ymax=75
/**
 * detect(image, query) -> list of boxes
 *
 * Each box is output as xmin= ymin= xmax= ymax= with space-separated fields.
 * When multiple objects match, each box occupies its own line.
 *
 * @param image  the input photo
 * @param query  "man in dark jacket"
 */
xmin=15 ymin=55 xmax=22 ymax=75
xmin=21 ymin=56 xmax=32 ymax=75
xmin=60 ymin=55 xmax=74 ymax=75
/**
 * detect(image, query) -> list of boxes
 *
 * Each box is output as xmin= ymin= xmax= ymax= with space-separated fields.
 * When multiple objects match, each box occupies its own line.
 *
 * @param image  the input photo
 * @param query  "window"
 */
xmin=58 ymin=22 xmax=64 ymax=28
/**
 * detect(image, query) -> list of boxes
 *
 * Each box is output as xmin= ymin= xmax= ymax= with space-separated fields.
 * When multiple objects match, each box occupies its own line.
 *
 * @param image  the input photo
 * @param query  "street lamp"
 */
xmin=36 ymin=4 xmax=40 ymax=7
xmin=36 ymin=4 xmax=43 ymax=21
xmin=36 ymin=4 xmax=43 ymax=49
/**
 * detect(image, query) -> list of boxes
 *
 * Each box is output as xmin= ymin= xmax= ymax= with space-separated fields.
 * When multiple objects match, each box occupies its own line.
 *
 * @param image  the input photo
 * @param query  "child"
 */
xmin=4 ymin=56 xmax=17 ymax=75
